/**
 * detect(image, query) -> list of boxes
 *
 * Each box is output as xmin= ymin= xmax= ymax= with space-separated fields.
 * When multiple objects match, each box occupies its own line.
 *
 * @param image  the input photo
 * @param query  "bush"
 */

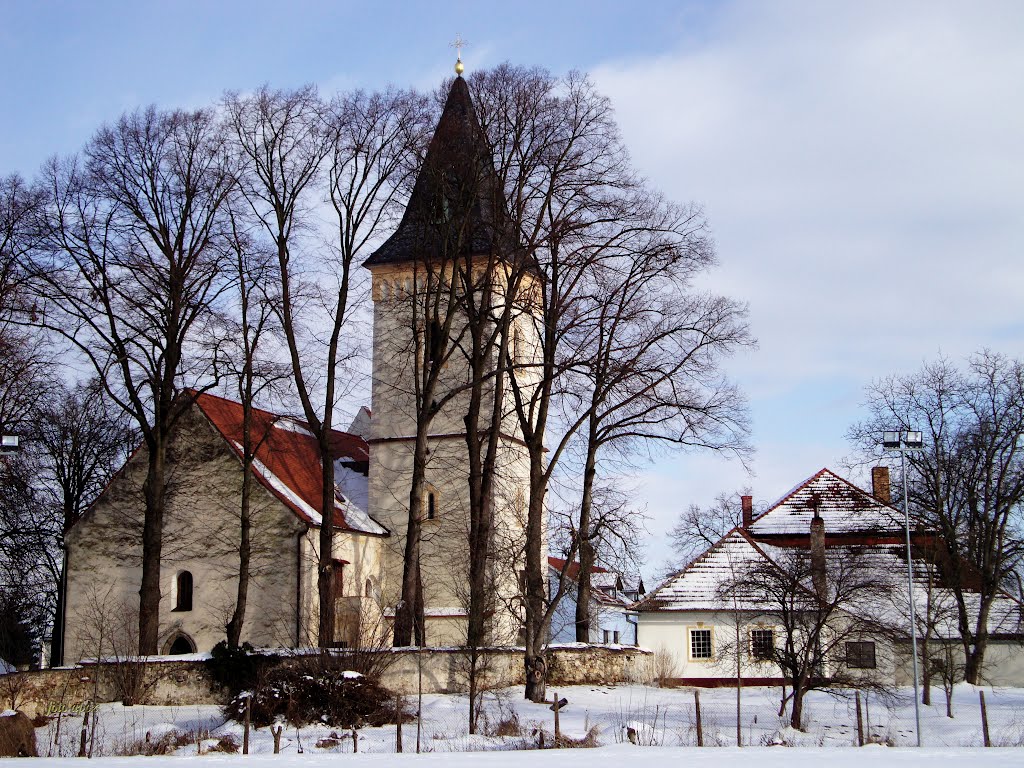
xmin=225 ymin=658 xmax=403 ymax=728
xmin=207 ymin=641 xmax=280 ymax=698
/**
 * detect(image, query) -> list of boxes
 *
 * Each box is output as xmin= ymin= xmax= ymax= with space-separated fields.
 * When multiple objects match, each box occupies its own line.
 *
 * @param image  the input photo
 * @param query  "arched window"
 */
xmin=175 ymin=571 xmax=193 ymax=612
xmin=365 ymin=578 xmax=373 ymax=598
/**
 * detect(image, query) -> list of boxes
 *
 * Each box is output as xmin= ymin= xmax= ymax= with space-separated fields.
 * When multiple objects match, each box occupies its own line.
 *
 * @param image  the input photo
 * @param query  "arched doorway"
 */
xmin=165 ymin=633 xmax=196 ymax=655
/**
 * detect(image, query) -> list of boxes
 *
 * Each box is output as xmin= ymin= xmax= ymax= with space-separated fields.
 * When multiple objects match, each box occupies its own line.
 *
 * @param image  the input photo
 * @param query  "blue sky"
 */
xmin=3 ymin=1 xmax=1022 ymax=578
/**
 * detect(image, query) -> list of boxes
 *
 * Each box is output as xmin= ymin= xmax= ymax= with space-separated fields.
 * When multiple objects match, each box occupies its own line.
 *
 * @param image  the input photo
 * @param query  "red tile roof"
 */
xmin=193 ymin=391 xmax=385 ymax=535
xmin=547 ymin=556 xmax=609 ymax=582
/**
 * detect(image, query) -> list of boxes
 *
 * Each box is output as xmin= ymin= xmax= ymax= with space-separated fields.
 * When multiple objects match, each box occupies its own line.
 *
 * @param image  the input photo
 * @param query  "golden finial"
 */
xmin=450 ymin=33 xmax=468 ymax=76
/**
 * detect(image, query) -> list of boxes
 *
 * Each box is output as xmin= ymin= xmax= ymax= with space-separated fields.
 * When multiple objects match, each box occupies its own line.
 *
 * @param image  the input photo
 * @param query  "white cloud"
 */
xmin=590 ymin=2 xmax=1024 ymax=582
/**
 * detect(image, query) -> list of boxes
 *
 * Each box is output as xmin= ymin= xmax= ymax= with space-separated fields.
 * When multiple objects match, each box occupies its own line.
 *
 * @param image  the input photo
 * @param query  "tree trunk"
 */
xmin=789 ymin=687 xmax=804 ymax=731
xmin=575 ymin=422 xmax=599 ymax=642
xmin=50 ymin=547 xmax=68 ymax=667
xmin=226 ymin=460 xmax=253 ymax=648
xmin=921 ymin=635 xmax=931 ymax=706
xmin=524 ymin=459 xmax=548 ymax=702
xmin=317 ymin=436 xmax=336 ymax=648
xmin=964 ymin=644 xmax=986 ymax=685
xmin=138 ymin=440 xmax=167 ymax=655
xmin=394 ymin=430 xmax=428 ymax=647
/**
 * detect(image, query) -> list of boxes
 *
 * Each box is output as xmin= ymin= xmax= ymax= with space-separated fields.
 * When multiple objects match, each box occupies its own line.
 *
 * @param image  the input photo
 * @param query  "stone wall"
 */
xmin=1 ymin=645 xmax=654 ymax=719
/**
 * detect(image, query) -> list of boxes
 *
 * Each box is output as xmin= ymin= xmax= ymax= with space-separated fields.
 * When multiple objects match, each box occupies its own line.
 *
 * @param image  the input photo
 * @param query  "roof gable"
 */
xmin=636 ymin=529 xmax=778 ymax=612
xmin=748 ymin=468 xmax=902 ymax=535
xmin=193 ymin=392 xmax=386 ymax=536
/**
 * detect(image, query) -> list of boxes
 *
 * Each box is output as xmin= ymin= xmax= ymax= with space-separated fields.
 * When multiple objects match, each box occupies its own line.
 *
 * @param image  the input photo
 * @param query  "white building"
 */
xmin=636 ymin=468 xmax=1024 ymax=686
xmin=547 ymin=557 xmax=643 ymax=645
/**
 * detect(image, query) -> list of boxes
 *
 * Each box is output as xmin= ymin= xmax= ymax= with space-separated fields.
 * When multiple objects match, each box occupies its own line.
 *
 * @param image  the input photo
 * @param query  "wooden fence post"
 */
xmin=695 ymin=689 xmax=704 ymax=747
xmin=78 ymin=711 xmax=89 ymax=757
xmin=553 ymin=691 xmax=561 ymax=747
xmin=243 ymin=694 xmax=251 ymax=754
xmin=855 ymin=690 xmax=864 ymax=746
xmin=352 ymin=727 xmax=358 ymax=753
xmin=396 ymin=695 xmax=403 ymax=753
xmin=980 ymin=690 xmax=991 ymax=747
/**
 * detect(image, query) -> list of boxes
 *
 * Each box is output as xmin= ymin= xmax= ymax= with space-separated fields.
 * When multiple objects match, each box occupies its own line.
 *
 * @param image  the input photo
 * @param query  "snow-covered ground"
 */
xmin=33 ymin=683 xmax=1024 ymax=761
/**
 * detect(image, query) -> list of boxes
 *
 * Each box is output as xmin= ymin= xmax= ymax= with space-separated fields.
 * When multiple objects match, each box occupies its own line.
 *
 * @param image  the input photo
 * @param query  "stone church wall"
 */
xmin=2 ymin=646 xmax=654 ymax=719
xmin=62 ymin=407 xmax=308 ymax=663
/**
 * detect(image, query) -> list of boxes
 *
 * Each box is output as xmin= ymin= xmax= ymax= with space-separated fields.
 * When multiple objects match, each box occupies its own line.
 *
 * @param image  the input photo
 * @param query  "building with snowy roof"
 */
xmin=59 ymin=68 xmax=542 ymax=662
xmin=635 ymin=468 xmax=1024 ymax=687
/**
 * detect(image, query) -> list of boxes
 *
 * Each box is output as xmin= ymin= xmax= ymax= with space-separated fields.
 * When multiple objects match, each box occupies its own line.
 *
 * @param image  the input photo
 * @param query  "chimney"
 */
xmin=810 ymin=514 xmax=826 ymax=599
xmin=741 ymin=495 xmax=753 ymax=528
xmin=871 ymin=466 xmax=891 ymax=505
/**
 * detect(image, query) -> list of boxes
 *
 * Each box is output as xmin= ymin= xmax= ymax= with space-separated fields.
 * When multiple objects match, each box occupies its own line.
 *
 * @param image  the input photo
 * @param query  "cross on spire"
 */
xmin=450 ymin=33 xmax=468 ymax=75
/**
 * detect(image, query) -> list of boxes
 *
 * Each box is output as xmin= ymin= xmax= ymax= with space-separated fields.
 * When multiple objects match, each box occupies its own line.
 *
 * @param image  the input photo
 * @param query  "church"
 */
xmin=59 ymin=66 xmax=539 ymax=662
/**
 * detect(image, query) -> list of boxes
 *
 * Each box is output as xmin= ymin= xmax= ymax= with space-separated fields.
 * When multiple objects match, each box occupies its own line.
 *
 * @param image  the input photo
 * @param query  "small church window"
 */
xmin=365 ymin=578 xmax=374 ymax=598
xmin=428 ymin=319 xmax=444 ymax=365
xmin=427 ymin=491 xmax=437 ymax=520
xmin=333 ymin=559 xmax=346 ymax=596
xmin=174 ymin=571 xmax=193 ymax=612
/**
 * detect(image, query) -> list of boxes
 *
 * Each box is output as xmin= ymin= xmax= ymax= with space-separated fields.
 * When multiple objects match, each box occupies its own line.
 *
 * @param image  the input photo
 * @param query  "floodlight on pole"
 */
xmin=0 ymin=434 xmax=20 ymax=454
xmin=880 ymin=430 xmax=925 ymax=748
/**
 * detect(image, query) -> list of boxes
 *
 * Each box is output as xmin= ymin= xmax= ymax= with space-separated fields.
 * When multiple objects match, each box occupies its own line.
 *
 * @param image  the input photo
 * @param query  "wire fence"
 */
xmin=34 ymin=684 xmax=1024 ymax=756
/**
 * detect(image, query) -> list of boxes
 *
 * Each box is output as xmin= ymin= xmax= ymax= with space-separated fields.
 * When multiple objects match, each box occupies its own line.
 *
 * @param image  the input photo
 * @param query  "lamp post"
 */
xmin=882 ymin=430 xmax=924 ymax=747
xmin=0 ymin=434 xmax=20 ymax=454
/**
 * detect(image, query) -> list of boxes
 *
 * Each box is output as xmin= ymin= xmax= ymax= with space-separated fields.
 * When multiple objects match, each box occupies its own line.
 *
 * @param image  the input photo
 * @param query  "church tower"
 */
xmin=363 ymin=65 xmax=535 ymax=645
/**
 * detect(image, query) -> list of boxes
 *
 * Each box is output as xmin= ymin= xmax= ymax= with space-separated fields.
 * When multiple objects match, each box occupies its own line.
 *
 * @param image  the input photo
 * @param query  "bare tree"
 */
xmin=219 ymin=207 xmax=289 ymax=648
xmin=25 ymin=107 xmax=237 ymax=653
xmin=849 ymin=351 xmax=1024 ymax=683
xmin=567 ymin=200 xmax=752 ymax=641
xmin=466 ymin=64 xmax=750 ymax=701
xmin=720 ymin=542 xmax=894 ymax=730
xmin=32 ymin=380 xmax=132 ymax=665
xmin=667 ymin=490 xmax=757 ymax=575
xmin=226 ymin=85 xmax=427 ymax=646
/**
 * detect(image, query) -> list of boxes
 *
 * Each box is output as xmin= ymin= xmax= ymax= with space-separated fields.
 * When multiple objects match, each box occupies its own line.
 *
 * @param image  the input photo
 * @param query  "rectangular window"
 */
xmin=333 ymin=559 xmax=345 ymax=597
xmin=846 ymin=641 xmax=877 ymax=669
xmin=603 ymin=630 xmax=610 ymax=644
xmin=750 ymin=629 xmax=774 ymax=660
xmin=613 ymin=631 xmax=620 ymax=644
xmin=689 ymin=628 xmax=712 ymax=660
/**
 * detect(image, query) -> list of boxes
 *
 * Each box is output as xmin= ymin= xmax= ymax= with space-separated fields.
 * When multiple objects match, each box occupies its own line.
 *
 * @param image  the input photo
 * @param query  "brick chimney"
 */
xmin=810 ymin=514 xmax=826 ymax=598
xmin=871 ymin=466 xmax=891 ymax=505
xmin=741 ymin=495 xmax=753 ymax=528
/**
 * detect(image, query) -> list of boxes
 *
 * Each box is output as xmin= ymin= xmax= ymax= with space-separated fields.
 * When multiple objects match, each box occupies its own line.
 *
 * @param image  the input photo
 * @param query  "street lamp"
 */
xmin=881 ymin=430 xmax=924 ymax=747
xmin=0 ymin=434 xmax=20 ymax=454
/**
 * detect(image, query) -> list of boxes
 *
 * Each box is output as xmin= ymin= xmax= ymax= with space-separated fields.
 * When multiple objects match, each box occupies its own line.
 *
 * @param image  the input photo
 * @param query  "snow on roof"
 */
xmin=639 ymin=496 xmax=1024 ymax=636
xmin=195 ymin=391 xmax=386 ymax=536
xmin=748 ymin=468 xmax=903 ymax=535
xmin=636 ymin=529 xmax=778 ymax=612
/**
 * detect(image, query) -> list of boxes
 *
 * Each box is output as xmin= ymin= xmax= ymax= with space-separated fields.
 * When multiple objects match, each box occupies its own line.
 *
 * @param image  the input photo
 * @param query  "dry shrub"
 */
xmin=653 ymin=646 xmax=679 ymax=687
xmin=208 ymin=735 xmax=239 ymax=753
xmin=315 ymin=736 xmax=342 ymax=749
xmin=226 ymin=657 xmax=402 ymax=728
xmin=558 ymin=725 xmax=601 ymax=748
xmin=490 ymin=714 xmax=524 ymax=738
xmin=119 ymin=728 xmax=196 ymax=756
